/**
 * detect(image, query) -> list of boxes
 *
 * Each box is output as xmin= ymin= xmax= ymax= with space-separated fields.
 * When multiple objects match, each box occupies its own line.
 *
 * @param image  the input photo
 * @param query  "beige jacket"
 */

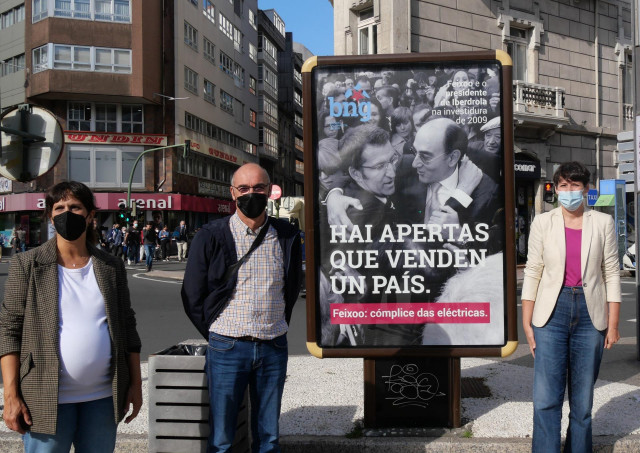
xmin=521 ymin=207 xmax=621 ymax=330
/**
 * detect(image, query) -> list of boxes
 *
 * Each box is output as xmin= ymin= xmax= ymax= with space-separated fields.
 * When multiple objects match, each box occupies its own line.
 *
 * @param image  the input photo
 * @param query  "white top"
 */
xmin=57 ymin=259 xmax=112 ymax=404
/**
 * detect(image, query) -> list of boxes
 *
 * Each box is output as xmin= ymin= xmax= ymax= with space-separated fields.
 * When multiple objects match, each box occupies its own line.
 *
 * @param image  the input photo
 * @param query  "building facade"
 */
xmin=331 ymin=0 xmax=633 ymax=263
xmin=278 ymin=31 xmax=304 ymax=197
xmin=0 ymin=0 xmax=265 ymax=248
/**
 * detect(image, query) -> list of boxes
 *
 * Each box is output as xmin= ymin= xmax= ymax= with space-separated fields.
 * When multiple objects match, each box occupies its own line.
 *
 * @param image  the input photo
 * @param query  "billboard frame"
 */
xmin=303 ymin=50 xmax=518 ymax=359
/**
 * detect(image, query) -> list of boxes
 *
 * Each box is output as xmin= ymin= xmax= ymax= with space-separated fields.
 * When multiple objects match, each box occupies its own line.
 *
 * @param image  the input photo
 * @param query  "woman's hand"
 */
xmin=124 ymin=380 xmax=142 ymax=423
xmin=523 ymin=324 xmax=536 ymax=358
xmin=3 ymin=394 xmax=32 ymax=434
xmin=604 ymin=327 xmax=620 ymax=349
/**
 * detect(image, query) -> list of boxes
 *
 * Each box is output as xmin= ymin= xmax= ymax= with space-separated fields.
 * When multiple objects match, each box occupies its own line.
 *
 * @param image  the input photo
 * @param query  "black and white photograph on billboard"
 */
xmin=311 ymin=60 xmax=507 ymax=349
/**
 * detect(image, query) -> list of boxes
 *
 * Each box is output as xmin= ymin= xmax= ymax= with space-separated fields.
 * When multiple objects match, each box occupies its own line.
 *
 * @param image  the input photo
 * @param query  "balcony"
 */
xmin=512 ymin=80 xmax=569 ymax=128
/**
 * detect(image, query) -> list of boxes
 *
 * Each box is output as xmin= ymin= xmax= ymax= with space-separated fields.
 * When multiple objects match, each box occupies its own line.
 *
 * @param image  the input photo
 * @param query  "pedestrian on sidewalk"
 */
xmin=0 ymin=181 xmax=142 ymax=453
xmin=182 ymin=163 xmax=303 ymax=453
xmin=143 ymin=221 xmax=157 ymax=272
xmin=125 ymin=221 xmax=141 ymax=266
xmin=158 ymin=225 xmax=170 ymax=260
xmin=175 ymin=220 xmax=188 ymax=262
xmin=521 ymin=161 xmax=621 ymax=453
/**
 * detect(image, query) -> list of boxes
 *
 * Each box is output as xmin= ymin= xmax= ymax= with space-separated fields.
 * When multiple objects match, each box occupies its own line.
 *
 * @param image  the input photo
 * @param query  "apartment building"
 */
xmin=331 ymin=0 xmax=633 ymax=263
xmin=0 ymin=0 xmax=262 ymax=246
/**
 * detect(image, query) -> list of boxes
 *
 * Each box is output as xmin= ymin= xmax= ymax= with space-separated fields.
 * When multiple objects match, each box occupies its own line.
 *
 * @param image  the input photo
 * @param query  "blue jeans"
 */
xmin=127 ymin=244 xmax=139 ymax=263
xmin=532 ymin=287 xmax=605 ymax=453
xmin=206 ymin=331 xmax=288 ymax=453
xmin=23 ymin=396 xmax=116 ymax=453
xmin=144 ymin=244 xmax=155 ymax=269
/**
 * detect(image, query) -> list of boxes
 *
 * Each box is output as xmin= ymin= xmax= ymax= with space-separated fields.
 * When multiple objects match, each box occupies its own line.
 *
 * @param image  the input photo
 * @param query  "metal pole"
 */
xmin=126 ymin=143 xmax=186 ymax=220
xmin=633 ymin=0 xmax=640 ymax=360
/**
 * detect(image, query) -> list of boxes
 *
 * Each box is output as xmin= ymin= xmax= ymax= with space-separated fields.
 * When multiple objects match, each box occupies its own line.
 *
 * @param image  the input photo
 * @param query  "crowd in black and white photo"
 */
xmin=313 ymin=63 xmax=507 ymax=348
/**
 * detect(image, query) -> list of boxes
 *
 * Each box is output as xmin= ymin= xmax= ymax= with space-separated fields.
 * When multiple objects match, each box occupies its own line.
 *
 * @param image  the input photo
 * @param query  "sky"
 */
xmin=257 ymin=0 xmax=334 ymax=56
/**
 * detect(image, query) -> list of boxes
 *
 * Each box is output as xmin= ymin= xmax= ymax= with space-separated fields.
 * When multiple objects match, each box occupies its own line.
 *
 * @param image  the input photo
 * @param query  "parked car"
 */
xmin=623 ymin=243 xmax=635 ymax=275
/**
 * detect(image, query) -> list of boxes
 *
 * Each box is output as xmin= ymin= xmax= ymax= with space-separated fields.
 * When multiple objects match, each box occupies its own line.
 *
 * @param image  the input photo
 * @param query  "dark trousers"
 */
xmin=160 ymin=239 xmax=169 ymax=259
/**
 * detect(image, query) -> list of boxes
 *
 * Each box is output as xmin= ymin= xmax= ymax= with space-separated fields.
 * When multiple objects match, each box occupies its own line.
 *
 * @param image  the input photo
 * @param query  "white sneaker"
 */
xmin=127 ymin=260 xmax=131 ymax=265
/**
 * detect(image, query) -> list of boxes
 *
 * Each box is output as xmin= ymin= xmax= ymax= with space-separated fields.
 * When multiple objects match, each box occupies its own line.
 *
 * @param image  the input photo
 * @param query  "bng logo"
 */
xmin=328 ymin=83 xmax=371 ymax=122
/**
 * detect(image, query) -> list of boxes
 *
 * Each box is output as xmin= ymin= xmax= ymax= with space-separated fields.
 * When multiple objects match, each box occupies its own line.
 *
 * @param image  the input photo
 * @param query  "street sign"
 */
xmin=587 ymin=189 xmax=598 ymax=206
xmin=269 ymin=184 xmax=282 ymax=200
xmin=0 ymin=105 xmax=64 ymax=182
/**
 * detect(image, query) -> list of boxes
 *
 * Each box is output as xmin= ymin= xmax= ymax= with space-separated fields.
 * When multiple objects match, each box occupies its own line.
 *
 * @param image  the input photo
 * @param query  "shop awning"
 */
xmin=594 ymin=195 xmax=615 ymax=207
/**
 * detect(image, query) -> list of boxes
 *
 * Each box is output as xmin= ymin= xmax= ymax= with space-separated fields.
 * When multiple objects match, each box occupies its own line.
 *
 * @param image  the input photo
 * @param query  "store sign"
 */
xmin=514 ymin=160 xmax=541 ymax=180
xmin=65 ymin=132 xmax=168 ymax=146
xmin=0 ymin=177 xmax=12 ymax=193
xmin=198 ymin=180 xmax=229 ymax=198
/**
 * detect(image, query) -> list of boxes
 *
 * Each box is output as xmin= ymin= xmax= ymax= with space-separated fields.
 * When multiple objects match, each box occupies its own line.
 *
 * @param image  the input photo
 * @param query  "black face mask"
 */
xmin=53 ymin=211 xmax=88 ymax=241
xmin=236 ymin=193 xmax=268 ymax=219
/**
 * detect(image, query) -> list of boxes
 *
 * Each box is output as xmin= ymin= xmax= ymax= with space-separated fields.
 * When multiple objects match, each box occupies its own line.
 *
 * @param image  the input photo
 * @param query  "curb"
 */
xmin=1 ymin=433 xmax=640 ymax=452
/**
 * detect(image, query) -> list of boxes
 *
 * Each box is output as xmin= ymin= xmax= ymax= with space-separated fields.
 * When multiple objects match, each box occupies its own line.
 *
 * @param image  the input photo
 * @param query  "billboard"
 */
xmin=303 ymin=51 xmax=517 ymax=358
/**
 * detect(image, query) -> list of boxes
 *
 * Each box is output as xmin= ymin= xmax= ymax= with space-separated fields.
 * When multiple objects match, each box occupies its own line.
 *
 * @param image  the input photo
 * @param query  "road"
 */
xmin=0 ymin=259 xmax=636 ymax=362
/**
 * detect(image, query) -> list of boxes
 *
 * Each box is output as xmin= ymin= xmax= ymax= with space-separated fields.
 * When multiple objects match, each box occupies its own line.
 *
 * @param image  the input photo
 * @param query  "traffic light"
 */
xmin=543 ymin=182 xmax=555 ymax=203
xmin=183 ymin=140 xmax=191 ymax=158
xmin=118 ymin=202 xmax=127 ymax=223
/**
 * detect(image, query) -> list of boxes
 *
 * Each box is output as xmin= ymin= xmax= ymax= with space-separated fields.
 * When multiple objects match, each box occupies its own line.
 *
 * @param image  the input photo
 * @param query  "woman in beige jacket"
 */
xmin=522 ymin=161 xmax=621 ymax=452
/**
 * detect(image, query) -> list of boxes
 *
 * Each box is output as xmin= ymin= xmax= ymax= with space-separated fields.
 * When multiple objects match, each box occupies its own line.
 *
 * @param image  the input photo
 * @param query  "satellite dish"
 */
xmin=0 ymin=104 xmax=64 ymax=182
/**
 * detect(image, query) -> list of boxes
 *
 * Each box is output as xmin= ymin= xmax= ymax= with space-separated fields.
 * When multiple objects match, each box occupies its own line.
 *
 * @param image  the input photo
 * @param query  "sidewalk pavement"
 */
xmin=1 ymin=267 xmax=639 ymax=452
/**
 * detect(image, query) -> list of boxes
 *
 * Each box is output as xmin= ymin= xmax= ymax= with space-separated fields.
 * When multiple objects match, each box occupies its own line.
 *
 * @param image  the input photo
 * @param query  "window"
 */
xmin=184 ymin=66 xmax=198 ymax=94
xmin=32 ymin=0 xmax=48 ymax=22
xmin=68 ymin=146 xmax=144 ymax=187
xmin=218 ymin=12 xmax=233 ymax=40
xmin=249 ymin=109 xmax=256 ymax=128
xmin=184 ymin=111 xmax=257 ymax=155
xmin=261 ymin=65 xmax=278 ymax=98
xmin=249 ymin=76 xmax=256 ymax=95
xmin=294 ymin=90 xmax=302 ymax=107
xmin=34 ymin=0 xmax=130 ymax=22
xmin=1 ymin=54 xmax=25 ymax=77
xmin=32 ymin=44 xmax=132 ymax=74
xmin=233 ymin=0 xmax=242 ymax=16
xmin=95 ymin=0 xmax=130 ymax=22
xmin=249 ymin=43 xmax=257 ymax=63
xmin=295 ymin=136 xmax=303 ymax=152
xmin=67 ymin=102 xmax=143 ymax=132
xmin=55 ymin=0 xmax=90 ymax=19
xmin=189 ymin=0 xmax=198 ymax=5
xmin=94 ymin=47 xmax=131 ymax=72
xmin=204 ymin=79 xmax=215 ymax=104
xmin=53 ymin=45 xmax=91 ymax=70
xmin=203 ymin=0 xmax=214 ymax=24
xmin=219 ymin=51 xmax=233 ymax=76
xmin=121 ymin=104 xmax=143 ymax=132
xmin=259 ymin=34 xmax=278 ymax=67
xmin=220 ymin=90 xmax=234 ymax=114
xmin=233 ymin=62 xmax=245 ymax=87
xmin=294 ymin=68 xmax=302 ymax=85
xmin=68 ymin=102 xmax=92 ymax=130
xmin=184 ymin=21 xmax=198 ymax=51
xmin=95 ymin=104 xmax=117 ymax=131
xmin=295 ymin=113 xmax=303 ymax=129
xmin=260 ymin=96 xmax=278 ymax=129
xmin=248 ymin=9 xmax=256 ymax=30
xmin=233 ymin=28 xmax=243 ymax=52
xmin=33 ymin=45 xmax=49 ymax=73
xmin=259 ymin=127 xmax=277 ymax=158
xmin=358 ymin=7 xmax=377 ymax=55
xmin=506 ymin=27 xmax=528 ymax=81
xmin=203 ymin=38 xmax=215 ymax=64
xmin=0 ymin=4 xmax=24 ymax=28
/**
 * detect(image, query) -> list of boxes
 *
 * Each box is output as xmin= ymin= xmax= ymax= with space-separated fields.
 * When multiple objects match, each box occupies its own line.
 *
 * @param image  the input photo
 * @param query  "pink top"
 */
xmin=564 ymin=227 xmax=582 ymax=287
